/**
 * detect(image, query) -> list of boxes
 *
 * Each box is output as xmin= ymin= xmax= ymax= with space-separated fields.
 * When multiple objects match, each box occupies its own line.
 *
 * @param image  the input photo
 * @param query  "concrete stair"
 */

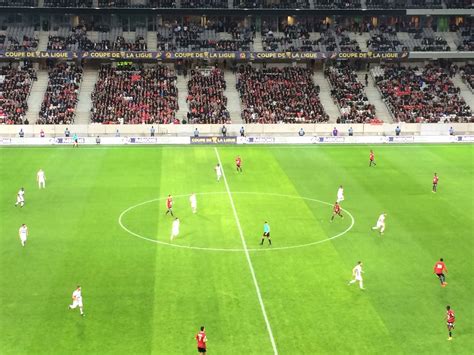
xmin=224 ymin=71 xmax=242 ymax=123
xmin=443 ymin=32 xmax=458 ymax=52
xmin=38 ymin=31 xmax=48 ymax=51
xmin=25 ymin=70 xmax=48 ymax=124
xmin=360 ymin=70 xmax=394 ymax=122
xmin=228 ymin=0 xmax=233 ymax=8
xmin=313 ymin=71 xmax=340 ymax=123
xmin=147 ymin=31 xmax=157 ymax=51
xmin=453 ymin=73 xmax=474 ymax=109
xmin=253 ymin=33 xmax=264 ymax=52
xmin=176 ymin=74 xmax=188 ymax=122
xmin=75 ymin=69 xmax=98 ymax=124
xmin=353 ymin=32 xmax=369 ymax=52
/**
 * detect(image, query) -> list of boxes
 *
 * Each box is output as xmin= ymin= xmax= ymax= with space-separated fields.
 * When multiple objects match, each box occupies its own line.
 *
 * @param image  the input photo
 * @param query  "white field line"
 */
xmin=214 ymin=147 xmax=279 ymax=355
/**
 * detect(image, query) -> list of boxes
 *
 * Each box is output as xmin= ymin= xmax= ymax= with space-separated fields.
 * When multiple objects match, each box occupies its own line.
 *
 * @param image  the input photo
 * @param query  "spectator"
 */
xmin=96 ymin=136 xmax=101 ymax=144
xmin=237 ymin=66 xmax=328 ymax=123
xmin=194 ymin=128 xmax=199 ymax=137
xmin=299 ymin=128 xmax=305 ymax=136
xmin=186 ymin=68 xmax=230 ymax=124
xmin=221 ymin=125 xmax=227 ymax=137
xmin=395 ymin=126 xmax=401 ymax=136
xmin=40 ymin=129 xmax=45 ymax=138
xmin=240 ymin=126 xmax=245 ymax=137
xmin=115 ymin=129 xmax=120 ymax=137
xmin=19 ymin=128 xmax=24 ymax=138
xmin=0 ymin=62 xmax=36 ymax=125
xmin=348 ymin=127 xmax=354 ymax=136
xmin=449 ymin=126 xmax=454 ymax=136
xmin=332 ymin=127 xmax=338 ymax=136
xmin=374 ymin=62 xmax=472 ymax=123
xmin=150 ymin=126 xmax=155 ymax=137
xmin=38 ymin=63 xmax=83 ymax=125
xmin=65 ymin=128 xmax=70 ymax=137
xmin=91 ymin=64 xmax=178 ymax=124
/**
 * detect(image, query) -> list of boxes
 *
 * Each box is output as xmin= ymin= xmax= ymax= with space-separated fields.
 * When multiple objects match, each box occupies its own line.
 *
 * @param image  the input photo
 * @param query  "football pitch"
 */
xmin=0 ymin=144 xmax=473 ymax=354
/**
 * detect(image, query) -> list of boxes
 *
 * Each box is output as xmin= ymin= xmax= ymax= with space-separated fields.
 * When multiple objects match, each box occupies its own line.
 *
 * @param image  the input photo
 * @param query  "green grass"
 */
xmin=0 ymin=144 xmax=473 ymax=354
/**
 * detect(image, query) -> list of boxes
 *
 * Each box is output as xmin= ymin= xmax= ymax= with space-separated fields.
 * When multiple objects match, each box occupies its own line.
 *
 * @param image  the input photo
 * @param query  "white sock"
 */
xmin=359 ymin=281 xmax=364 ymax=289
xmin=349 ymin=280 xmax=356 ymax=285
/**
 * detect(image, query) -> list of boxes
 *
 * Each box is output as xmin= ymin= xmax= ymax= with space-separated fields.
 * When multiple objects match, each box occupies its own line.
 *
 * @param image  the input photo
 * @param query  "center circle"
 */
xmin=118 ymin=192 xmax=355 ymax=252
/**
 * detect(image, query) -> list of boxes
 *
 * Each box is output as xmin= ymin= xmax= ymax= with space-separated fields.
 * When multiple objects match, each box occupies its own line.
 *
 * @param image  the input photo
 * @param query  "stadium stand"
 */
xmin=38 ymin=62 xmax=82 ymax=124
xmin=373 ymin=63 xmax=472 ymax=123
xmin=233 ymin=0 xmax=310 ymax=8
xmin=460 ymin=64 xmax=473 ymax=92
xmin=325 ymin=63 xmax=377 ymax=123
xmin=149 ymin=0 xmax=176 ymax=6
xmin=456 ymin=27 xmax=474 ymax=51
xmin=0 ymin=25 xmax=38 ymax=51
xmin=237 ymin=66 xmax=329 ymax=123
xmin=367 ymin=25 xmax=404 ymax=52
xmin=445 ymin=0 xmax=472 ymax=8
xmin=0 ymin=62 xmax=36 ymax=125
xmin=406 ymin=28 xmax=450 ymax=51
xmin=47 ymin=25 xmax=95 ymax=51
xmin=157 ymin=24 xmax=252 ymax=51
xmin=181 ymin=0 xmax=227 ymax=7
xmin=186 ymin=67 xmax=230 ymax=124
xmin=44 ymin=0 xmax=93 ymax=7
xmin=314 ymin=0 xmax=361 ymax=9
xmin=0 ymin=0 xmax=37 ymax=5
xmin=90 ymin=64 xmax=178 ymax=124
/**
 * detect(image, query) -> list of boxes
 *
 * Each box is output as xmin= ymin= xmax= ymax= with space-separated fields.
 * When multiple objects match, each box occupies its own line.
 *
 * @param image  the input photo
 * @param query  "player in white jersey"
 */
xmin=372 ymin=213 xmax=387 ymax=235
xmin=170 ymin=218 xmax=180 ymax=240
xmin=337 ymin=185 xmax=344 ymax=203
xmin=348 ymin=261 xmax=364 ymax=289
xmin=15 ymin=188 xmax=25 ymax=207
xmin=69 ymin=286 xmax=84 ymax=316
xmin=189 ymin=193 xmax=197 ymax=214
xmin=215 ymin=163 xmax=222 ymax=181
xmin=37 ymin=169 xmax=46 ymax=189
xmin=18 ymin=224 xmax=28 ymax=247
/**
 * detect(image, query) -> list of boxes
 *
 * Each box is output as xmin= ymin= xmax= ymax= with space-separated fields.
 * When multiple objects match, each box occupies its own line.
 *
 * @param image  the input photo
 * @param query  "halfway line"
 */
xmin=214 ymin=147 xmax=278 ymax=355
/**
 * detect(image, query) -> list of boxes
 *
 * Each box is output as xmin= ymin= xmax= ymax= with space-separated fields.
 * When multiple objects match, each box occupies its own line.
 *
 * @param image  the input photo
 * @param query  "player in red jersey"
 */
xmin=434 ymin=258 xmax=448 ymax=287
xmin=195 ymin=326 xmax=208 ymax=353
xmin=165 ymin=195 xmax=174 ymax=216
xmin=235 ymin=155 xmax=242 ymax=173
xmin=369 ymin=150 xmax=376 ymax=167
xmin=330 ymin=202 xmax=343 ymax=222
xmin=432 ymin=173 xmax=439 ymax=193
xmin=446 ymin=305 xmax=455 ymax=340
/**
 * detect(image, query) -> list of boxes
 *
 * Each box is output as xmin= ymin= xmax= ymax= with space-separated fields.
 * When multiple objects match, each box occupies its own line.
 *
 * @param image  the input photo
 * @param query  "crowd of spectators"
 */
xmin=91 ymin=64 xmax=178 ymax=124
xmin=237 ymin=65 xmax=328 ymax=123
xmin=186 ymin=68 xmax=230 ymax=124
xmin=181 ymin=0 xmax=227 ymax=7
xmin=149 ymin=0 xmax=176 ymax=6
xmin=38 ymin=62 xmax=82 ymax=125
xmin=456 ymin=27 xmax=473 ymax=51
xmin=445 ymin=0 xmax=472 ymax=8
xmin=314 ymin=0 xmax=361 ymax=8
xmin=0 ymin=25 xmax=38 ymax=51
xmin=0 ymin=0 xmax=37 ymax=6
xmin=98 ymin=0 xmax=129 ymax=7
xmin=367 ymin=25 xmax=404 ymax=51
xmin=47 ymin=25 xmax=95 ymax=51
xmin=234 ymin=0 xmax=309 ymax=8
xmin=0 ymin=62 xmax=36 ymax=124
xmin=460 ymin=64 xmax=473 ymax=91
xmin=157 ymin=24 xmax=252 ymax=51
xmin=373 ymin=63 xmax=472 ymax=123
xmin=325 ymin=63 xmax=376 ymax=123
xmin=44 ymin=0 xmax=92 ymax=6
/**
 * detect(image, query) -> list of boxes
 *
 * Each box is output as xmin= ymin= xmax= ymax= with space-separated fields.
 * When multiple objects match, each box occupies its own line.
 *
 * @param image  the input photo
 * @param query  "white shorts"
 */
xmin=217 ymin=173 xmax=222 ymax=178
xmin=338 ymin=194 xmax=344 ymax=200
xmin=70 ymin=299 xmax=83 ymax=308
xmin=39 ymin=178 xmax=45 ymax=184
xmin=191 ymin=202 xmax=197 ymax=209
xmin=355 ymin=275 xmax=363 ymax=281
xmin=172 ymin=228 xmax=179 ymax=236
xmin=20 ymin=235 xmax=27 ymax=242
xmin=376 ymin=222 xmax=385 ymax=229
xmin=17 ymin=197 xmax=24 ymax=203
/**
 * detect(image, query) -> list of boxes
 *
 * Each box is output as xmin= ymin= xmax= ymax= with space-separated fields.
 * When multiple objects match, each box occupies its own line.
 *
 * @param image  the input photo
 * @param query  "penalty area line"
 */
xmin=214 ymin=147 xmax=279 ymax=355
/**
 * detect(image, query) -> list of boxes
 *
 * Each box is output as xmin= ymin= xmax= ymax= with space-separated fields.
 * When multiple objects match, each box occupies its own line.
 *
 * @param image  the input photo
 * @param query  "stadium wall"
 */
xmin=1 ymin=123 xmax=473 ymax=138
